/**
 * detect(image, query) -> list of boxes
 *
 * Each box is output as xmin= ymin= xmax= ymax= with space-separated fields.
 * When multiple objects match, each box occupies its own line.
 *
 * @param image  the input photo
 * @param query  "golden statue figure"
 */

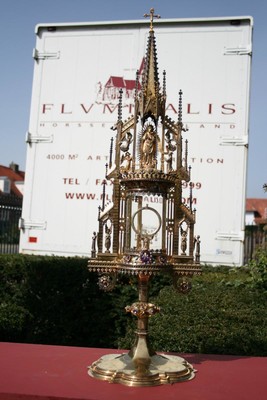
xmin=120 ymin=151 xmax=132 ymax=172
xmin=141 ymin=125 xmax=157 ymax=168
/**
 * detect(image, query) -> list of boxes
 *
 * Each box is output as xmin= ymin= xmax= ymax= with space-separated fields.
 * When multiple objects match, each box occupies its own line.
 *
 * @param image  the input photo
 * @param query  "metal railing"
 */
xmin=0 ymin=195 xmax=22 ymax=254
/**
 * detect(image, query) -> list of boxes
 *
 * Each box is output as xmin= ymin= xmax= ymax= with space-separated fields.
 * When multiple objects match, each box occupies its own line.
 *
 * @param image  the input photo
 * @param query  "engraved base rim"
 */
xmin=88 ymin=352 xmax=195 ymax=387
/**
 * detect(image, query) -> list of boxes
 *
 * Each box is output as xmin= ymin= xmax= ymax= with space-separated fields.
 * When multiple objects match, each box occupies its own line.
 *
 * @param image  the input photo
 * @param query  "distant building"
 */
xmin=244 ymin=198 xmax=267 ymax=264
xmin=0 ymin=162 xmax=24 ymax=204
xmin=99 ymin=59 xmax=144 ymax=103
xmin=0 ymin=163 xmax=24 ymax=254
xmin=246 ymin=198 xmax=267 ymax=227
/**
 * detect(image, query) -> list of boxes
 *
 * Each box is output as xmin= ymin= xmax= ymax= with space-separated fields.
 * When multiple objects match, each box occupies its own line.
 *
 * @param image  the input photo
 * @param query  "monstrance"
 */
xmin=88 ymin=8 xmax=202 ymax=386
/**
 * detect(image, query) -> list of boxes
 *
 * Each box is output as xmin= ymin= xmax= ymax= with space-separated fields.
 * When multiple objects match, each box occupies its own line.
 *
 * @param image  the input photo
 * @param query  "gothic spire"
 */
xmin=138 ymin=8 xmax=165 ymax=124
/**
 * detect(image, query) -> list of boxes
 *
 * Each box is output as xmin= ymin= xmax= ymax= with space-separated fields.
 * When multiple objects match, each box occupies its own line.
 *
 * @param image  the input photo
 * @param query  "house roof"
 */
xmin=104 ymin=59 xmax=144 ymax=93
xmin=105 ymin=76 xmax=126 ymax=88
xmin=105 ymin=76 xmax=140 ymax=91
xmin=0 ymin=163 xmax=24 ymax=197
xmin=125 ymin=79 xmax=141 ymax=90
xmin=246 ymin=198 xmax=267 ymax=225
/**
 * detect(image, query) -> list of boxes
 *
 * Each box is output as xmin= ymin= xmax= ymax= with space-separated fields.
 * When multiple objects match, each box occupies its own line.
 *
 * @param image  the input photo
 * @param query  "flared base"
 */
xmin=88 ymin=352 xmax=195 ymax=386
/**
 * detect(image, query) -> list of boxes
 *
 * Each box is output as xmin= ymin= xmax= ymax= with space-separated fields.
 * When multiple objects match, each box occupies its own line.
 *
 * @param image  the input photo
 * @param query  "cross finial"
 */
xmin=144 ymin=8 xmax=160 ymax=31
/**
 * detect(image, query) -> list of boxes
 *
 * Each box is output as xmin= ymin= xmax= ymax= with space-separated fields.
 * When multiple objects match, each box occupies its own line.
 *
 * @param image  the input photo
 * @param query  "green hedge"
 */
xmin=119 ymin=277 xmax=267 ymax=356
xmin=0 ymin=255 xmax=136 ymax=347
xmin=0 ymin=254 xmax=266 ymax=356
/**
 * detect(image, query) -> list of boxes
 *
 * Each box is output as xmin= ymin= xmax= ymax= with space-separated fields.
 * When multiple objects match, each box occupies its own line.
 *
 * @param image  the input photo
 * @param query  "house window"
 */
xmin=0 ymin=177 xmax=11 ymax=194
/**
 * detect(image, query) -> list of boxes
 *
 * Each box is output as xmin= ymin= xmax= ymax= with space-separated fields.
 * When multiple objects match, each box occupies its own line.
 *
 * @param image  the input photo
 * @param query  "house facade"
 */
xmin=246 ymin=198 xmax=267 ymax=227
xmin=0 ymin=163 xmax=24 ymax=254
xmin=244 ymin=198 xmax=267 ymax=264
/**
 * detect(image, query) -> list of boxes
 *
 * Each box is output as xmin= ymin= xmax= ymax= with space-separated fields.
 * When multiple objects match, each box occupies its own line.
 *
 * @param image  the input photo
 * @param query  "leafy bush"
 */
xmin=0 ymin=255 xmax=30 ymax=340
xmin=0 ymin=255 xmax=266 ymax=356
xmin=0 ymin=255 xmax=134 ymax=347
xmin=248 ymin=247 xmax=267 ymax=291
xmin=118 ymin=269 xmax=267 ymax=356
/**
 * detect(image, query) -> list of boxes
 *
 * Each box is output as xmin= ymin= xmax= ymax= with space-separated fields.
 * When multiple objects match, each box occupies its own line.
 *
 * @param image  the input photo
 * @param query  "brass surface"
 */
xmin=88 ymin=353 xmax=195 ymax=387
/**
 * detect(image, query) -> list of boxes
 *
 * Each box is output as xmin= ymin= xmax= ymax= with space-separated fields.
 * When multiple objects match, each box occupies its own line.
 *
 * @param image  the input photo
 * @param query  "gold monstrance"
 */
xmin=88 ymin=9 xmax=202 ymax=386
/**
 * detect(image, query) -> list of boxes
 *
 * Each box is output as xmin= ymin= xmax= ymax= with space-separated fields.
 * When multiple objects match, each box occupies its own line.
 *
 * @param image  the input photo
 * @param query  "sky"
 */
xmin=0 ymin=0 xmax=266 ymax=198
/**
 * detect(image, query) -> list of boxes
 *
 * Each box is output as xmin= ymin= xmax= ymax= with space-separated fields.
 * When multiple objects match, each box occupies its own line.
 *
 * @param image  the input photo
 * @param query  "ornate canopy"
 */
xmin=88 ymin=8 xmax=201 ymax=282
